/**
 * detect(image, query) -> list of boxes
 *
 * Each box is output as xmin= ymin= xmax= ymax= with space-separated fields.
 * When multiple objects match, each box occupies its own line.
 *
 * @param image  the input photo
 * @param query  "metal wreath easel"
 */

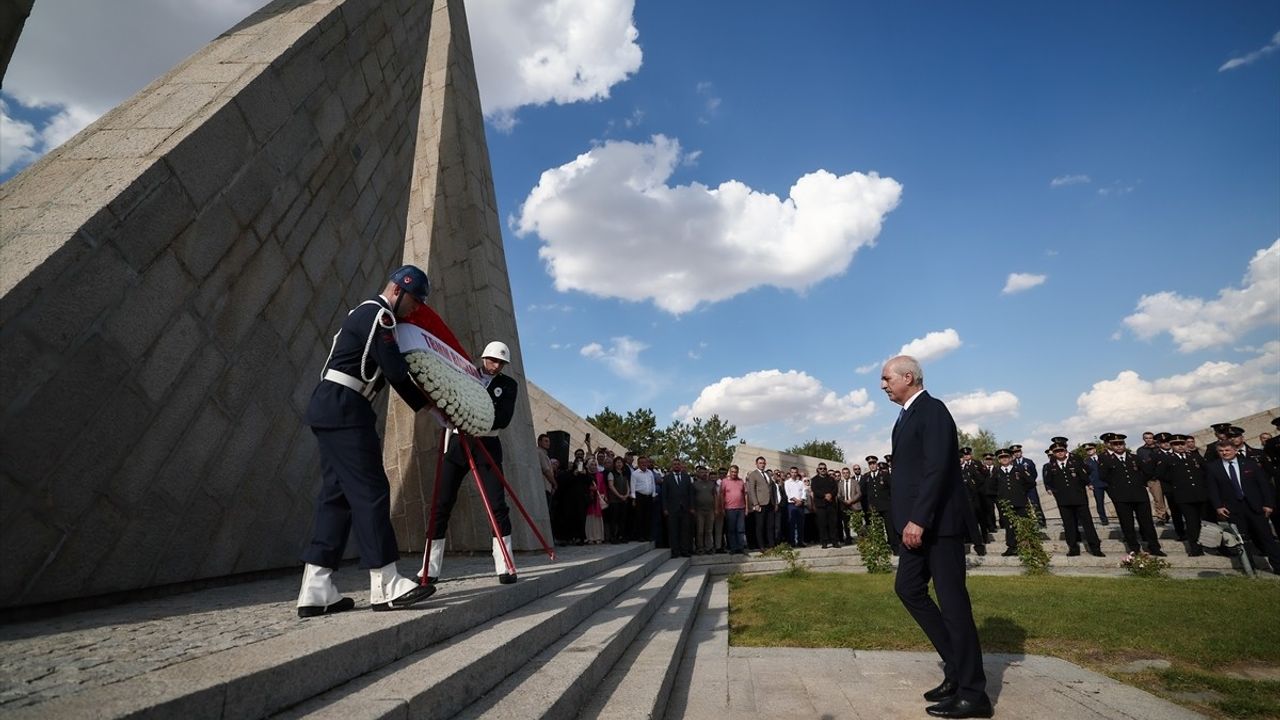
xmin=419 ymin=427 xmax=556 ymax=583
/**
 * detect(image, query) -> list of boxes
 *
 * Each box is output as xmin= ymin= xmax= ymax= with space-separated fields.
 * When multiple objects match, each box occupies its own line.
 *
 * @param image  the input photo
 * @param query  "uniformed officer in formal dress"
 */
xmin=1097 ymin=432 xmax=1165 ymax=556
xmin=297 ymin=265 xmax=437 ymax=617
xmin=960 ymin=447 xmax=990 ymax=553
xmin=988 ymin=448 xmax=1036 ymax=556
xmin=861 ymin=456 xmax=898 ymax=553
xmin=1202 ymin=422 xmax=1234 ymax=461
xmin=1009 ymin=444 xmax=1047 ymax=527
xmin=1156 ymin=434 xmax=1209 ymax=555
xmin=1043 ymin=442 xmax=1104 ymax=557
xmin=421 ymin=341 xmax=520 ymax=585
xmin=1149 ymin=432 xmax=1187 ymax=540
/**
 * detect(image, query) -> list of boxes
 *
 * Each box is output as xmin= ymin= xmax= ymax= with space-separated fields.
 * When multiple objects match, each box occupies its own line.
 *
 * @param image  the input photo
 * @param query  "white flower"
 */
xmin=402 ymin=350 xmax=495 ymax=434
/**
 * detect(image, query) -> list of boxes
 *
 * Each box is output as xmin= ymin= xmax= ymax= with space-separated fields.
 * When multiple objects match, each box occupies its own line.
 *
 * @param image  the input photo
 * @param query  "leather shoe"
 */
xmin=926 ymin=696 xmax=994 ymax=718
xmin=922 ymin=679 xmax=957 ymax=702
xmin=1066 ymin=547 xmax=1080 ymax=557
xmin=297 ymin=596 xmax=355 ymax=618
xmin=1089 ymin=547 xmax=1106 ymax=557
xmin=1000 ymin=548 xmax=1018 ymax=557
xmin=1149 ymin=548 xmax=1167 ymax=557
xmin=974 ymin=545 xmax=986 ymax=556
xmin=372 ymin=583 xmax=435 ymax=611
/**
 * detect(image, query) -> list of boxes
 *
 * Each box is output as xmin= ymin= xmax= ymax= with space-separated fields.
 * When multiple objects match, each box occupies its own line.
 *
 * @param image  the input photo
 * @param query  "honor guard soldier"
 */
xmin=297 ymin=265 xmax=437 ymax=617
xmin=1157 ymin=435 xmax=1209 ymax=555
xmin=1044 ymin=442 xmax=1104 ymax=557
xmin=1097 ymin=433 xmax=1164 ymax=556
xmin=422 ymin=341 xmax=520 ymax=585
xmin=862 ymin=456 xmax=898 ymax=553
xmin=990 ymin=448 xmax=1036 ymax=556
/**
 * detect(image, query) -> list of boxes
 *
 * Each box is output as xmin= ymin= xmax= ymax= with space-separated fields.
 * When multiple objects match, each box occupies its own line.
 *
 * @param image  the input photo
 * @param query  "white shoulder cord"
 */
xmin=318 ymin=300 xmax=395 ymax=384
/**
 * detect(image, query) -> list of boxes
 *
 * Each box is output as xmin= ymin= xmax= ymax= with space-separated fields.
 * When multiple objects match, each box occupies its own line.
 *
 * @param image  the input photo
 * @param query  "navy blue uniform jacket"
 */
xmin=890 ymin=390 xmax=974 ymax=537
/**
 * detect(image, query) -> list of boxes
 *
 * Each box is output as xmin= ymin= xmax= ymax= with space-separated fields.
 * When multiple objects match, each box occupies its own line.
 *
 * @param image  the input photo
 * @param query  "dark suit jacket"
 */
xmin=889 ymin=390 xmax=972 ymax=536
xmin=1206 ymin=456 xmax=1275 ymax=515
xmin=662 ymin=471 xmax=695 ymax=512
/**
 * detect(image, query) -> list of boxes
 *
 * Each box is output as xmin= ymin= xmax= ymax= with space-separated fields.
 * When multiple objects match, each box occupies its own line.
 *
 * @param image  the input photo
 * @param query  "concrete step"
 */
xmin=455 ymin=558 xmax=689 ymax=719
xmin=275 ymin=549 xmax=672 ymax=720
xmin=576 ymin=569 xmax=709 ymax=720
xmin=1 ymin=544 xmax=651 ymax=720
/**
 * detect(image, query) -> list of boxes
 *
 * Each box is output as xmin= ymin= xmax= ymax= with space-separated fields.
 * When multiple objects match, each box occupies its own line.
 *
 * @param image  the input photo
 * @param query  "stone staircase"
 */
xmin=0 ymin=543 xmax=709 ymax=720
xmin=2 ymin=523 xmax=1272 ymax=720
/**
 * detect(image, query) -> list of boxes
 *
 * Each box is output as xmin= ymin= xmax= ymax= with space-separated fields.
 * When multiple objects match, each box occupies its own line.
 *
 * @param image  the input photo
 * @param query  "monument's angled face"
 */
xmin=0 ymin=0 xmax=545 ymax=609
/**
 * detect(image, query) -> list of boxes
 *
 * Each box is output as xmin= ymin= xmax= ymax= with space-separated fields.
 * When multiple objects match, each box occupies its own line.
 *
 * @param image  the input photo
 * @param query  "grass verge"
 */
xmin=728 ymin=573 xmax=1280 ymax=718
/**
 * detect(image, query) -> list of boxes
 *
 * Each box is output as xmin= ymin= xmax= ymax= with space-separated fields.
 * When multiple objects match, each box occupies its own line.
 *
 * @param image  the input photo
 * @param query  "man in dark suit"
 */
xmin=1206 ymin=441 xmax=1280 ymax=575
xmin=882 ymin=356 xmax=992 ymax=719
xmin=662 ymin=459 xmax=696 ymax=557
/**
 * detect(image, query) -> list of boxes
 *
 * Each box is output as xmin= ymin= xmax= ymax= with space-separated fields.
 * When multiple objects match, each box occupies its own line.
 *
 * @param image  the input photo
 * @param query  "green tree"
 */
xmin=652 ymin=419 xmax=695 ymax=469
xmin=688 ymin=414 xmax=738 ymax=469
xmin=583 ymin=406 xmax=662 ymax=455
xmin=956 ymin=427 xmax=1001 ymax=458
xmin=784 ymin=439 xmax=846 ymax=462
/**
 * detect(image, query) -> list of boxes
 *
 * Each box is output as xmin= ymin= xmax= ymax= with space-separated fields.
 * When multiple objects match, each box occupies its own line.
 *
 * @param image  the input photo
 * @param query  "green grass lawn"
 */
xmin=729 ymin=573 xmax=1280 ymax=719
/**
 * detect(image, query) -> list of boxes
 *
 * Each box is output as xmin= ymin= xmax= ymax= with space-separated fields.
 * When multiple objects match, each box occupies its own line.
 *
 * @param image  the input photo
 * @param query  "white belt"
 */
xmin=324 ymin=369 xmax=377 ymax=401
xmin=450 ymin=427 xmax=500 ymax=438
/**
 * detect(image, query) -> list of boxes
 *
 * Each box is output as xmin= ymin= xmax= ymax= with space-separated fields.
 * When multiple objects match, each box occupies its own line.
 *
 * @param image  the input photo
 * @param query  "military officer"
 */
xmin=862 ymin=456 xmax=898 ymax=553
xmin=1080 ymin=442 xmax=1109 ymax=525
xmin=1043 ymin=443 xmax=1104 ymax=557
xmin=1202 ymin=422 xmax=1234 ymax=461
xmin=297 ymin=265 xmax=437 ymax=617
xmin=1010 ymin=444 xmax=1046 ymax=527
xmin=1156 ymin=435 xmax=1209 ymax=555
xmin=989 ymin=448 xmax=1036 ymax=556
xmin=960 ymin=447 xmax=991 ymax=551
xmin=1097 ymin=433 xmax=1164 ymax=556
xmin=422 ymin=340 xmax=521 ymax=585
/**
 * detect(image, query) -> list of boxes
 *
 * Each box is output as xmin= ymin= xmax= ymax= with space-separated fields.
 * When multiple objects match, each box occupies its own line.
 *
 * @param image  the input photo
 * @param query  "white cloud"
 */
xmin=1123 ymin=239 xmax=1280 ymax=352
xmin=1050 ymin=174 xmax=1090 ymax=187
xmin=855 ymin=362 xmax=879 ymax=375
xmin=579 ymin=336 xmax=656 ymax=388
xmin=944 ymin=390 xmax=1020 ymax=434
xmin=2 ymin=0 xmax=639 ymax=175
xmin=1002 ymin=272 xmax=1047 ymax=295
xmin=675 ymin=370 xmax=876 ymax=429
xmin=526 ymin=303 xmax=574 ymax=312
xmin=898 ymin=328 xmax=963 ymax=364
xmin=469 ymin=0 xmax=642 ymax=130
xmin=517 ymin=135 xmax=903 ymax=314
xmin=1097 ymin=181 xmax=1137 ymax=197
xmin=695 ymin=81 xmax=721 ymax=124
xmin=0 ymin=100 xmax=39 ymax=174
xmin=1220 ymin=30 xmax=1280 ymax=72
xmin=1040 ymin=342 xmax=1280 ymax=438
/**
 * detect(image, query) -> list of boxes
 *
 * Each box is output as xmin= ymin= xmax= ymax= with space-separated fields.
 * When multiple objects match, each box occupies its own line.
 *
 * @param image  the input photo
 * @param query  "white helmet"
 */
xmin=481 ymin=341 xmax=511 ymax=363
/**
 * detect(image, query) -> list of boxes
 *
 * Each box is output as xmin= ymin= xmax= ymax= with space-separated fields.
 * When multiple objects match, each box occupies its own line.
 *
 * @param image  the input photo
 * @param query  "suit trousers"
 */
xmin=666 ymin=509 xmax=693 ymax=557
xmin=895 ymin=535 xmax=988 ymax=703
xmin=1092 ymin=487 xmax=1110 ymax=523
xmin=1001 ymin=505 xmax=1029 ymax=549
xmin=815 ymin=505 xmax=840 ymax=545
xmin=1026 ymin=486 xmax=1047 ymax=525
xmin=303 ymin=425 xmax=401 ymax=569
xmin=1147 ymin=481 xmax=1168 ymax=520
xmin=1112 ymin=499 xmax=1160 ymax=552
xmin=631 ymin=494 xmax=654 ymax=541
xmin=1226 ymin=501 xmax=1280 ymax=571
xmin=876 ymin=510 xmax=901 ymax=551
xmin=787 ymin=505 xmax=807 ymax=546
xmin=1180 ymin=502 xmax=1203 ymax=548
xmin=753 ymin=505 xmax=776 ymax=550
xmin=1059 ymin=504 xmax=1100 ymax=549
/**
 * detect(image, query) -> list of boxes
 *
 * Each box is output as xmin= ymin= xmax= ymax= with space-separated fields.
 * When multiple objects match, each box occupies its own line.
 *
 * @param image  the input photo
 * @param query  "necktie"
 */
xmin=1228 ymin=462 xmax=1243 ymax=500
xmin=894 ymin=407 xmax=905 ymax=434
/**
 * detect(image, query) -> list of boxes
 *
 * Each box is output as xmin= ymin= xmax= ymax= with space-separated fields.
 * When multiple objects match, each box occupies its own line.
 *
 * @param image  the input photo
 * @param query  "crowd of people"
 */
xmin=537 ymin=419 xmax=1280 ymax=573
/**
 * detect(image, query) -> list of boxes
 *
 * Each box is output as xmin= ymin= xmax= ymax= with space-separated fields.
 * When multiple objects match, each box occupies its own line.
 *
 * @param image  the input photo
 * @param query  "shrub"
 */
xmin=1121 ymin=550 xmax=1171 ymax=579
xmin=857 ymin=513 xmax=894 ymax=574
xmin=997 ymin=499 xmax=1050 ymax=575
xmin=761 ymin=543 xmax=809 ymax=577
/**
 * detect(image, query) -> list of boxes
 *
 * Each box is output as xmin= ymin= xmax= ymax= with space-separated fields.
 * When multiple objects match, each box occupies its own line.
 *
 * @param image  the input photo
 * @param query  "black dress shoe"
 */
xmin=926 ymin=696 xmax=994 ymax=718
xmin=1188 ymin=547 xmax=1204 ymax=557
xmin=1089 ymin=547 xmax=1106 ymax=557
xmin=1001 ymin=548 xmax=1018 ymax=557
xmin=974 ymin=545 xmax=986 ymax=556
xmin=498 ymin=573 xmax=518 ymax=584
xmin=372 ymin=583 xmax=435 ymax=611
xmin=1148 ymin=548 xmax=1167 ymax=557
xmin=1066 ymin=547 xmax=1081 ymax=557
xmin=923 ymin=679 xmax=957 ymax=701
xmin=298 ymin=596 xmax=355 ymax=618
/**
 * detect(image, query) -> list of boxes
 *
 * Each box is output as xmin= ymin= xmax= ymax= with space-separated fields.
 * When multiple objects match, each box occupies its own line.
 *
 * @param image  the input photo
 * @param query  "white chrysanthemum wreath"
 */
xmin=404 ymin=350 xmax=494 ymax=435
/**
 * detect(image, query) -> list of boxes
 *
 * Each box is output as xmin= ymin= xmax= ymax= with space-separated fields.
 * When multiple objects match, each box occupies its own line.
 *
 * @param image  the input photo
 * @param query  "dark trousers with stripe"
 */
xmin=303 ymin=425 xmax=400 ymax=569
xmin=430 ymin=434 xmax=510 ymax=540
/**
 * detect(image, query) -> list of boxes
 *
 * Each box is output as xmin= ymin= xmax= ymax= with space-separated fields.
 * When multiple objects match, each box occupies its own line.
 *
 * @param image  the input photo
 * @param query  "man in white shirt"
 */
xmin=629 ymin=455 xmax=659 ymax=542
xmin=784 ymin=467 xmax=809 ymax=548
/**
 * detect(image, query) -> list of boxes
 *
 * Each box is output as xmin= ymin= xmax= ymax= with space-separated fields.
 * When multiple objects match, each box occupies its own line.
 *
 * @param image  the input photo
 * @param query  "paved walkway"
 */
xmin=667 ymin=578 xmax=1207 ymax=719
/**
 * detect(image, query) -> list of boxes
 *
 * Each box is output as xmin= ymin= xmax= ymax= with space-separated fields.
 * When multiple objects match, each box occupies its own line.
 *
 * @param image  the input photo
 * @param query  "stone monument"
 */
xmin=0 ymin=0 xmax=546 ymax=610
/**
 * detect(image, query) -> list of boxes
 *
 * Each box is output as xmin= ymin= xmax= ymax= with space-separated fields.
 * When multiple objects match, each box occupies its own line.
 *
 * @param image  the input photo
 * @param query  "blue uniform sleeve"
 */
xmin=371 ymin=320 xmax=428 ymax=412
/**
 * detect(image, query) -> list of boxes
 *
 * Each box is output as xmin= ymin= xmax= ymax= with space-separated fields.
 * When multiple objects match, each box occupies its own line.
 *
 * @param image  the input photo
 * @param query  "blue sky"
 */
xmin=3 ymin=1 xmax=1278 ymax=457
